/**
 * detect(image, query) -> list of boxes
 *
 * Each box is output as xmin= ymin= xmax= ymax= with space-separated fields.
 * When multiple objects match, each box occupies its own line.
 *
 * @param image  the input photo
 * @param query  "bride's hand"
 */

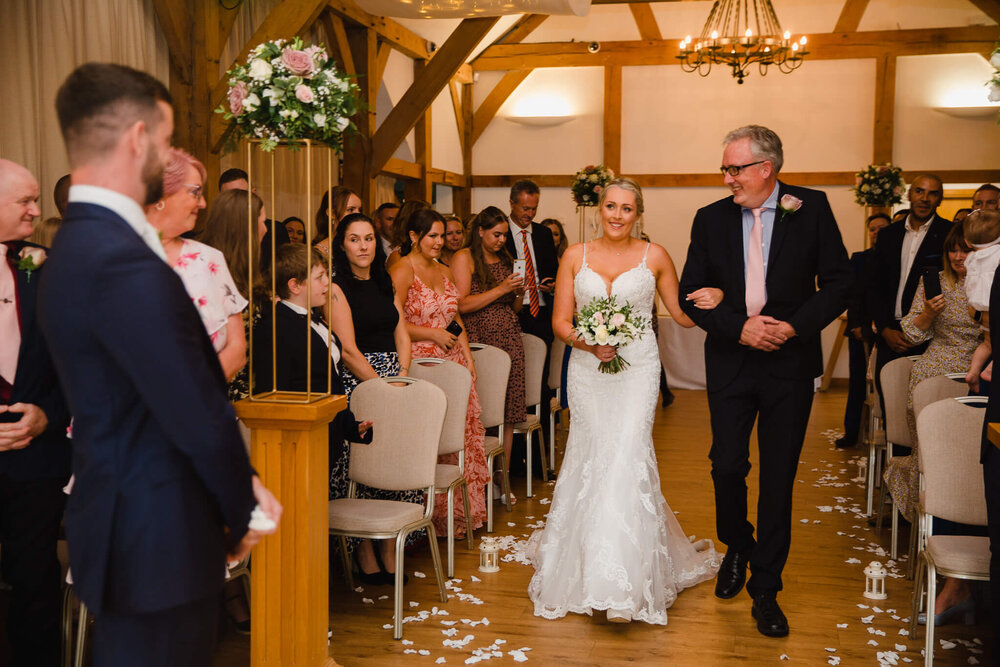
xmin=686 ymin=287 xmax=724 ymax=310
xmin=591 ymin=344 xmax=617 ymax=362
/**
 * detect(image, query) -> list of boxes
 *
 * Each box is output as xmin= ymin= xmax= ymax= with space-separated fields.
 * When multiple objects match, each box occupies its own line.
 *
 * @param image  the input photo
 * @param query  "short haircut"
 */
xmin=53 ymin=174 xmax=71 ymax=216
xmin=219 ymin=168 xmax=249 ymax=189
xmin=509 ymin=179 xmax=540 ymax=202
xmin=964 ymin=209 xmax=1000 ymax=246
xmin=273 ymin=243 xmax=324 ymax=300
xmin=866 ymin=212 xmax=891 ymax=227
xmin=974 ymin=183 xmax=1000 ymax=197
xmin=723 ymin=125 xmax=784 ymax=173
xmin=375 ymin=202 xmax=400 ymax=216
xmin=55 ymin=63 xmax=171 ymax=167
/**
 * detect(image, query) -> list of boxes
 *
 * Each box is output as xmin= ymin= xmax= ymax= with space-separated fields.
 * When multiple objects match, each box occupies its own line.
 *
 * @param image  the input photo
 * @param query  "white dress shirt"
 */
xmin=510 ymin=222 xmax=547 ymax=307
xmin=68 ymin=185 xmax=168 ymax=262
xmin=278 ymin=300 xmax=341 ymax=366
xmin=894 ymin=214 xmax=934 ymax=320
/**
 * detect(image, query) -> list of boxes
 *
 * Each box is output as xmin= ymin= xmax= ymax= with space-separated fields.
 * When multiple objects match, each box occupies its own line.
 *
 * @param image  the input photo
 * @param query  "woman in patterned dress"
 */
xmin=389 ymin=208 xmax=489 ymax=536
xmin=451 ymin=206 xmax=526 ymax=497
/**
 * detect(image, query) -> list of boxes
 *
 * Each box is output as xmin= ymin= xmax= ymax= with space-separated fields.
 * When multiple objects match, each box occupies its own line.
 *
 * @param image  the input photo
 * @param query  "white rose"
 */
xmin=314 ymin=113 xmax=327 ymax=127
xmin=594 ymin=325 xmax=609 ymax=345
xmin=334 ymin=116 xmax=350 ymax=132
xmin=606 ymin=335 xmax=619 ymax=346
xmin=248 ymin=58 xmax=273 ymax=81
xmin=335 ymin=78 xmax=350 ymax=93
xmin=989 ymin=83 xmax=1000 ymax=103
xmin=991 ymin=51 xmax=1000 ymax=69
xmin=242 ymin=92 xmax=261 ymax=110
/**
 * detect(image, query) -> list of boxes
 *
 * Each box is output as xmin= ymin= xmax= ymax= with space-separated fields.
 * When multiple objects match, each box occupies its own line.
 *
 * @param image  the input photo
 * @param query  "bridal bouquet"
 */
xmin=215 ymin=37 xmax=361 ymax=152
xmin=574 ymin=295 xmax=648 ymax=374
xmin=852 ymin=163 xmax=904 ymax=207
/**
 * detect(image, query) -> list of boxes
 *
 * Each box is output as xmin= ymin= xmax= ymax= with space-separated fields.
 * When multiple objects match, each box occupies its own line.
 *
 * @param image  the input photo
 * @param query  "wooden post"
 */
xmin=603 ymin=65 xmax=622 ymax=175
xmin=235 ymin=394 xmax=347 ymax=667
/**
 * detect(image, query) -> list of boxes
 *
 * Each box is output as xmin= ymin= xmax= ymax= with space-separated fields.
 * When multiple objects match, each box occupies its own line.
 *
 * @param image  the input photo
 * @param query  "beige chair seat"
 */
xmin=484 ymin=434 xmax=501 ymax=454
xmin=926 ymin=535 xmax=991 ymax=574
xmin=435 ymin=463 xmax=462 ymax=489
xmin=329 ymin=499 xmax=424 ymax=533
xmin=511 ymin=414 xmax=541 ymax=430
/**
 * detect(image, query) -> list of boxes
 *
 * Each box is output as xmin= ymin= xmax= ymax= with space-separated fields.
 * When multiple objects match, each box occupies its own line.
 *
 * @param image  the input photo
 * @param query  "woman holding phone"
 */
xmin=451 ymin=207 xmax=526 ymax=497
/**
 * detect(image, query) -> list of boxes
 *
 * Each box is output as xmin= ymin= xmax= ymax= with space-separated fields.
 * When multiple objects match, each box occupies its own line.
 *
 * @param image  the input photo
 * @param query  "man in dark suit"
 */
xmin=981 ymin=264 xmax=1000 ymax=659
xmin=505 ymin=179 xmax=558 ymax=344
xmin=679 ymin=125 xmax=851 ymax=638
xmin=866 ymin=174 xmax=951 ymax=405
xmin=0 ymin=159 xmax=72 ymax=666
xmin=39 ymin=63 xmax=281 ymax=666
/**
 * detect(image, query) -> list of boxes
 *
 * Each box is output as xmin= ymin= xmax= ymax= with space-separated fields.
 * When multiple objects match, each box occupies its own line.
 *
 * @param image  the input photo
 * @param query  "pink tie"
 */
xmin=0 ymin=244 xmax=20 ymax=385
xmin=745 ymin=208 xmax=766 ymax=317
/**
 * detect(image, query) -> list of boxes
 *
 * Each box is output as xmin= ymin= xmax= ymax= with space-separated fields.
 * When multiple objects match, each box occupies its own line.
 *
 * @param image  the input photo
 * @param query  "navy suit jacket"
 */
xmin=504 ymin=222 xmax=559 ymax=288
xmin=38 ymin=202 xmax=255 ymax=614
xmin=866 ymin=215 xmax=951 ymax=335
xmin=0 ymin=241 xmax=71 ymax=480
xmin=678 ymin=182 xmax=852 ymax=390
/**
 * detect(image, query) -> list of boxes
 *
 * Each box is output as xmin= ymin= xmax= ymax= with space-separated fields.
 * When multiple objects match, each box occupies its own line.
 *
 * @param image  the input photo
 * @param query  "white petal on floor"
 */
xmin=419 ymin=650 xmax=431 ymax=656
xmin=898 ymin=629 xmax=910 ymax=636
xmin=470 ymin=576 xmax=481 ymax=582
xmin=507 ymin=523 xmax=517 ymax=527
xmin=825 ymin=647 xmax=837 ymax=652
xmin=414 ymin=571 xmax=427 ymax=578
xmin=404 ymin=649 xmax=417 ymax=654
xmin=940 ymin=640 xmax=956 ymax=650
xmin=869 ymin=640 xmax=879 ymax=646
xmin=858 ymin=604 xmax=870 ymax=609
xmin=779 ymin=656 xmax=789 ymax=661
xmin=800 ymin=519 xmax=809 ymax=523
xmin=362 ymin=598 xmax=374 ymax=604
xmin=895 ymin=644 xmax=906 ymax=651
xmin=845 ymin=558 xmax=861 ymax=564
xmin=828 ymin=658 xmax=840 ymax=666
xmin=969 ymin=657 xmax=980 ymax=665
xmin=509 ymin=650 xmax=529 ymax=663
xmin=442 ymin=628 xmax=458 ymax=637
xmin=436 ymin=659 xmax=446 ymax=664
xmin=862 ymin=615 xmax=874 ymax=624
xmin=872 ymin=606 xmax=884 ymax=613
xmin=441 ymin=620 xmax=457 ymax=626
xmin=354 ymin=586 xmax=364 ymax=593
xmin=410 ymin=601 xmax=420 ymax=608
xmin=379 ymin=595 xmax=389 ymax=600
xmin=836 ymin=623 xmax=848 ymax=629
xmin=383 ymin=624 xmax=393 ymax=629
xmin=402 ymin=639 xmax=414 ymax=645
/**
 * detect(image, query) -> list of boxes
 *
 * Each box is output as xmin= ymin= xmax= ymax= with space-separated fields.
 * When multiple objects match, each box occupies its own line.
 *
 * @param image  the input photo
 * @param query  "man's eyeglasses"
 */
xmin=184 ymin=184 xmax=204 ymax=199
xmin=720 ymin=160 xmax=766 ymax=177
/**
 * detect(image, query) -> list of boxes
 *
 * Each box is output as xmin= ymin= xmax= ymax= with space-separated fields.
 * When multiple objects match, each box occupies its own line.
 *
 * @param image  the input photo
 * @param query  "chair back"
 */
xmin=521 ymin=333 xmax=547 ymax=407
xmin=409 ymin=358 xmax=472 ymax=457
xmin=548 ymin=340 xmax=567 ymax=392
xmin=880 ymin=356 xmax=914 ymax=447
xmin=348 ymin=377 xmax=447 ymax=491
xmin=916 ymin=397 xmax=988 ymax=526
xmin=470 ymin=343 xmax=510 ymax=430
xmin=912 ymin=375 xmax=968 ymax=422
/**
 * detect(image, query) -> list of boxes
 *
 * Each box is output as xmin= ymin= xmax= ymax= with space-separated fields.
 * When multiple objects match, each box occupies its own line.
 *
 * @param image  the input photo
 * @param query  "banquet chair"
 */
xmin=547 ymin=340 xmax=568 ymax=473
xmin=877 ymin=356 xmax=916 ymax=560
xmin=905 ymin=374 xmax=970 ymax=577
xmin=864 ymin=343 xmax=887 ymax=518
xmin=328 ymin=377 xmax=448 ymax=640
xmin=470 ymin=343 xmax=513 ymax=532
xmin=511 ymin=333 xmax=549 ymax=498
xmin=910 ymin=396 xmax=988 ymax=665
xmin=410 ymin=358 xmax=474 ymax=578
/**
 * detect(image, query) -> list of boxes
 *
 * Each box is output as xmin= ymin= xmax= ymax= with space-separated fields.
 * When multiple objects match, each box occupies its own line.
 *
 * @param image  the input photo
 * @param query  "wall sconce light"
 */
xmin=933 ymin=106 xmax=999 ymax=119
xmin=506 ymin=115 xmax=575 ymax=127
xmin=506 ymin=93 xmax=576 ymax=127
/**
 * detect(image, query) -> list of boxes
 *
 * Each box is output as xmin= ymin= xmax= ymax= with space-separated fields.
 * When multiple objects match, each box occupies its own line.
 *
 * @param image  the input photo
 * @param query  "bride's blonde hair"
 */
xmin=597 ymin=177 xmax=644 ymax=218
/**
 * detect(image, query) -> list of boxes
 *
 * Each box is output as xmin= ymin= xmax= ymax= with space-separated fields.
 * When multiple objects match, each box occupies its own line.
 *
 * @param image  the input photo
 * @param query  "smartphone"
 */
xmin=512 ymin=259 xmax=527 ymax=280
xmin=922 ymin=267 xmax=942 ymax=300
xmin=445 ymin=320 xmax=463 ymax=337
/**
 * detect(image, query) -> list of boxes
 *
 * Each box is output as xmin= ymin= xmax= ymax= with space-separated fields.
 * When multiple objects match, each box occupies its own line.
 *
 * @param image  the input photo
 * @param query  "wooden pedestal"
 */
xmin=235 ymin=393 xmax=346 ymax=667
xmin=988 ymin=422 xmax=1000 ymax=451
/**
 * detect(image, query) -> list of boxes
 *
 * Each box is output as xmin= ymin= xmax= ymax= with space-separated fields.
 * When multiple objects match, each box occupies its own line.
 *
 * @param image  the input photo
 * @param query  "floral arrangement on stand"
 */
xmin=989 ymin=44 xmax=1000 ymax=111
xmin=215 ymin=37 xmax=361 ymax=152
xmin=571 ymin=164 xmax=615 ymax=207
xmin=852 ymin=163 xmax=905 ymax=207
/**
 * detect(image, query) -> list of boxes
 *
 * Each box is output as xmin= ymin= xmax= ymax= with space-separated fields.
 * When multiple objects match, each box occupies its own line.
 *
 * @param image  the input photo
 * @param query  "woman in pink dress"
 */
xmin=389 ymin=208 xmax=488 ymax=536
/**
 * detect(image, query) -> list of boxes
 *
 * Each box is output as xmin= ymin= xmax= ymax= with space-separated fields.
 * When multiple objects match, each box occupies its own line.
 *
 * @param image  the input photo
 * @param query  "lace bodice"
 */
xmin=574 ymin=242 xmax=655 ymax=329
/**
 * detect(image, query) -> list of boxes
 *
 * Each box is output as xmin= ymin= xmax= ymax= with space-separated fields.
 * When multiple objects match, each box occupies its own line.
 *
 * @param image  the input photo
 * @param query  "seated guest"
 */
xmin=884 ymin=222 xmax=980 ymax=523
xmin=541 ymin=218 xmax=568 ymax=259
xmin=199 ymin=189 xmax=268 ymax=401
xmin=0 ymin=159 xmax=72 ymax=666
xmin=328 ymin=213 xmax=420 ymax=582
xmin=284 ymin=216 xmax=305 ymax=244
xmin=373 ymin=202 xmax=399 ymax=259
xmin=385 ymin=199 xmax=431 ymax=269
xmin=219 ymin=167 xmax=250 ymax=192
xmin=147 ymin=149 xmax=247 ymax=381
xmin=440 ymin=215 xmax=466 ymax=266
xmin=837 ymin=212 xmax=890 ymax=448
xmin=53 ymin=174 xmax=71 ymax=217
xmin=451 ymin=206 xmax=526 ymax=497
xmin=314 ymin=186 xmax=362 ymax=257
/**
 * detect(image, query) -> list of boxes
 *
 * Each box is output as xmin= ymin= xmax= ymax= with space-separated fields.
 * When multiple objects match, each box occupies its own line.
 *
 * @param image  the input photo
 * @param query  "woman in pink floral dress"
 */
xmin=389 ymin=208 xmax=489 ymax=536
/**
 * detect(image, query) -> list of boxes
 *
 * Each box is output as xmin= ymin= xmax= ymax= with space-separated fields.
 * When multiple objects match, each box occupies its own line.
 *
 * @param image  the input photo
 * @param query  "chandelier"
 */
xmin=677 ymin=0 xmax=809 ymax=84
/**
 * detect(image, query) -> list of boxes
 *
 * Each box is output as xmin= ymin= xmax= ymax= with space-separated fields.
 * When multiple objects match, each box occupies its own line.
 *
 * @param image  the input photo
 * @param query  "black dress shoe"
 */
xmin=714 ymin=550 xmax=749 ymax=599
xmin=751 ymin=593 xmax=789 ymax=637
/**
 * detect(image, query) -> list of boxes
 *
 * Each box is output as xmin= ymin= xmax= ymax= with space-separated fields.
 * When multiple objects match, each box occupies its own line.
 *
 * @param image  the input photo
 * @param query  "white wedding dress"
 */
xmin=527 ymin=242 xmax=721 ymax=625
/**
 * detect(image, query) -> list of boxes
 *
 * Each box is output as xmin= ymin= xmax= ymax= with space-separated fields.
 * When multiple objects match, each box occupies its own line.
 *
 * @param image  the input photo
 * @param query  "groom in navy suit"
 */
xmin=39 ymin=63 xmax=281 ymax=666
xmin=679 ymin=125 xmax=850 ymax=637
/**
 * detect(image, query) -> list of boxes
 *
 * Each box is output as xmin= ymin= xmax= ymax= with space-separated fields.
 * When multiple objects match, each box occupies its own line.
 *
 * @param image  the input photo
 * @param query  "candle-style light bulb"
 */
xmin=711 ymin=30 xmax=718 ymax=40
xmin=745 ymin=28 xmax=752 ymax=37
xmin=800 ymin=36 xmax=808 ymax=45
xmin=783 ymin=30 xmax=790 ymax=40
xmin=791 ymin=42 xmax=799 ymax=51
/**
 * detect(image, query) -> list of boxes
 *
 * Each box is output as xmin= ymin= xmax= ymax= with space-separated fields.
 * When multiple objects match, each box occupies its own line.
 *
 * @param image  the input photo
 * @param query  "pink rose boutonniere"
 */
xmin=18 ymin=247 xmax=46 ymax=282
xmin=778 ymin=194 xmax=803 ymax=221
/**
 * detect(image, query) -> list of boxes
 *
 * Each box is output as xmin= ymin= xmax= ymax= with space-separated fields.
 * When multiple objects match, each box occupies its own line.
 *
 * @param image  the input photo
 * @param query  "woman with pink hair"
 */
xmin=146 ymin=148 xmax=248 ymax=381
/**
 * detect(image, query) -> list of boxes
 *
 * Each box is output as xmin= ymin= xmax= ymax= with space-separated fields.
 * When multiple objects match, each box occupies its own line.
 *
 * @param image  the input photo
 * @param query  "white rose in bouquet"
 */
xmin=248 ymin=58 xmax=273 ymax=82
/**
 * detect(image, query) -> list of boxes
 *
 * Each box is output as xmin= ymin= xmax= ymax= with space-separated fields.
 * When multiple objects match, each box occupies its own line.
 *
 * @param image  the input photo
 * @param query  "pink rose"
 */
xmin=229 ymin=81 xmax=248 ymax=115
xmin=610 ymin=313 xmax=626 ymax=328
xmin=295 ymin=84 xmax=314 ymax=104
xmin=594 ymin=185 xmax=604 ymax=195
xmin=305 ymin=45 xmax=328 ymax=63
xmin=593 ymin=312 xmax=605 ymax=325
xmin=779 ymin=194 xmax=803 ymax=214
xmin=281 ymin=48 xmax=315 ymax=76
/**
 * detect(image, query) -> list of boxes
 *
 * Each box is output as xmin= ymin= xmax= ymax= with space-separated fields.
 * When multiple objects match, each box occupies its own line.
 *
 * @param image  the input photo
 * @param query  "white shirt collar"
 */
xmin=68 ymin=185 xmax=167 ymax=262
xmin=905 ymin=213 xmax=936 ymax=233
xmin=280 ymin=300 xmax=315 ymax=317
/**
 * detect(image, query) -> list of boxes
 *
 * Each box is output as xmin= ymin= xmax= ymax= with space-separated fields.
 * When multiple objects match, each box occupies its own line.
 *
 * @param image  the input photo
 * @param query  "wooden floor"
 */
xmin=215 ymin=387 xmax=992 ymax=666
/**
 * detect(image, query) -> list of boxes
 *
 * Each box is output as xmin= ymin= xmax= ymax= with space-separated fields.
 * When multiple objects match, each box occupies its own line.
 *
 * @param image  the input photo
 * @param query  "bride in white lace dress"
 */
xmin=528 ymin=178 xmax=723 ymax=625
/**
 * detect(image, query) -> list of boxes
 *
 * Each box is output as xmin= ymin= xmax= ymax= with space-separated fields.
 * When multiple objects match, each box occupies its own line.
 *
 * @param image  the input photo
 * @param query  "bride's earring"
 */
xmin=155 ymin=201 xmax=165 ymax=211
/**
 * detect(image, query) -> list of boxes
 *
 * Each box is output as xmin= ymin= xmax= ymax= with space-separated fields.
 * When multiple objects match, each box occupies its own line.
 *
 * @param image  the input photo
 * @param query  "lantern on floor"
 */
xmin=863 ymin=561 xmax=888 ymax=600
xmin=479 ymin=537 xmax=500 ymax=573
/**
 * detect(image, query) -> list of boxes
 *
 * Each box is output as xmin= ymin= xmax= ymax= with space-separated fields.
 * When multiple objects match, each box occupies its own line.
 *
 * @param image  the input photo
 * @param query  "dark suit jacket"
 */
xmin=983 ymin=265 xmax=1000 ymax=461
xmin=678 ymin=182 xmax=852 ymax=391
xmin=251 ymin=302 xmax=370 ymax=463
xmin=39 ymin=202 xmax=255 ymax=615
xmin=0 ymin=241 xmax=71 ymax=481
xmin=504 ymin=222 xmax=558 ymax=290
xmin=845 ymin=249 xmax=875 ymax=341
xmin=866 ymin=215 xmax=951 ymax=335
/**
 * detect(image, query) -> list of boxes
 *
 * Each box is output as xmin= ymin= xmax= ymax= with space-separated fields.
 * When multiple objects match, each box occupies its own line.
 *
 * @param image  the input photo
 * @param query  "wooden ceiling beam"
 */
xmin=966 ymin=0 xmax=1000 ymax=26
xmin=495 ymin=13 xmax=549 ymax=45
xmin=472 ymin=26 xmax=998 ymax=70
xmin=834 ymin=0 xmax=871 ymax=33
xmin=449 ymin=79 xmax=465 ymax=154
xmin=327 ymin=0 xmax=429 ymax=60
xmin=370 ymin=17 xmax=500 ymax=176
xmin=629 ymin=3 xmax=662 ymax=41
xmin=471 ymin=69 xmax=532 ymax=146
xmin=151 ymin=0 xmax=192 ymax=83
xmin=320 ymin=11 xmax=356 ymax=75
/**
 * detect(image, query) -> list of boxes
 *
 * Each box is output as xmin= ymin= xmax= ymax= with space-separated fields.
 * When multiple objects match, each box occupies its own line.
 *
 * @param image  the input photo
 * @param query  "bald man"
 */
xmin=0 ymin=159 xmax=72 ymax=666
